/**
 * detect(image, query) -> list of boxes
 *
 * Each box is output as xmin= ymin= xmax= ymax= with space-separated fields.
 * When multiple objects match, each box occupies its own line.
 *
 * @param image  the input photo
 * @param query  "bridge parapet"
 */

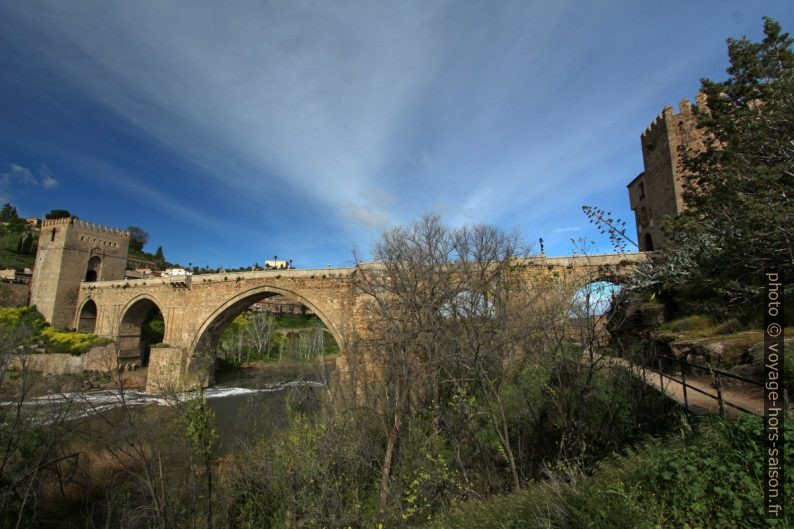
xmin=82 ymin=266 xmax=358 ymax=291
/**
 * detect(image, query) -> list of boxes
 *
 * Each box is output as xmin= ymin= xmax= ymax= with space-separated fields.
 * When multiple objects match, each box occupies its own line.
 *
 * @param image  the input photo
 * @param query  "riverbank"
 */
xmin=0 ymin=366 xmax=147 ymax=400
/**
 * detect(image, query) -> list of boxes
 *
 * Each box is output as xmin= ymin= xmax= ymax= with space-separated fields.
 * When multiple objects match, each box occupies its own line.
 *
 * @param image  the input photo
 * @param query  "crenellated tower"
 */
xmin=627 ymin=94 xmax=707 ymax=251
xmin=30 ymin=218 xmax=129 ymax=328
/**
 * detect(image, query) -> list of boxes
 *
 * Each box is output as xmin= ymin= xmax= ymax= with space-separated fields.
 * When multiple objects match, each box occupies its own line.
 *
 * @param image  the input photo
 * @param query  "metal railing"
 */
xmin=640 ymin=352 xmax=787 ymax=418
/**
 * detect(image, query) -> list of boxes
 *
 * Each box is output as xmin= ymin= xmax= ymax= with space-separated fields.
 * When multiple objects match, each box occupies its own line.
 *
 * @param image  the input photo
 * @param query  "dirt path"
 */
xmin=596 ymin=354 xmax=778 ymax=418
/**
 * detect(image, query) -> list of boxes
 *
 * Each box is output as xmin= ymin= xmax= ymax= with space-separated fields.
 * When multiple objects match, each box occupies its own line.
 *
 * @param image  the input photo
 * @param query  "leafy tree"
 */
xmin=127 ymin=226 xmax=149 ymax=252
xmin=18 ymin=233 xmax=33 ymax=256
xmin=154 ymin=245 xmax=165 ymax=262
xmin=0 ymin=203 xmax=18 ymax=222
xmin=44 ymin=209 xmax=71 ymax=220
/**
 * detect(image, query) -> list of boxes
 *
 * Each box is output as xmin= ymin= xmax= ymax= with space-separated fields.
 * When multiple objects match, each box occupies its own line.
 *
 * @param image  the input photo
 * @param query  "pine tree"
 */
xmin=0 ymin=203 xmax=18 ymax=222
xmin=154 ymin=246 xmax=165 ymax=266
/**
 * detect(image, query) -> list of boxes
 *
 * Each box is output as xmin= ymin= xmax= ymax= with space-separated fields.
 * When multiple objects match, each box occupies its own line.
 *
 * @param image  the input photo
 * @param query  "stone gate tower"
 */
xmin=627 ymin=94 xmax=706 ymax=251
xmin=30 ymin=218 xmax=129 ymax=328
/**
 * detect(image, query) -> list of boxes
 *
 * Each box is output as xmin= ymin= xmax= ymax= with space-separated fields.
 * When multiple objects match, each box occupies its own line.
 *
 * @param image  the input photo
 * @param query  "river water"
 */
xmin=6 ymin=359 xmax=334 ymax=453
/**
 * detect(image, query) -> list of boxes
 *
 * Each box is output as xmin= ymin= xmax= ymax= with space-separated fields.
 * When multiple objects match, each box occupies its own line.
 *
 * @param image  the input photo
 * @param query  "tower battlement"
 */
xmin=41 ymin=217 xmax=129 ymax=237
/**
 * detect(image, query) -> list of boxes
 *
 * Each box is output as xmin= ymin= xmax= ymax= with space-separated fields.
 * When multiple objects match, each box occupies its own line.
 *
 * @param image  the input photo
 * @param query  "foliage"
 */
xmin=44 ymin=209 xmax=71 ymax=220
xmin=127 ymin=226 xmax=149 ymax=252
xmin=216 ymin=312 xmax=337 ymax=365
xmin=424 ymin=414 xmax=794 ymax=529
xmin=40 ymin=326 xmax=110 ymax=354
xmin=0 ymin=206 xmax=38 ymax=269
xmin=0 ymin=306 xmax=46 ymax=333
xmin=582 ymin=205 xmax=637 ymax=252
xmin=226 ymin=410 xmax=384 ymax=529
xmin=141 ymin=306 xmax=165 ymax=346
xmin=0 ymin=306 xmax=109 ymax=355
xmin=0 ymin=203 xmax=18 ymax=222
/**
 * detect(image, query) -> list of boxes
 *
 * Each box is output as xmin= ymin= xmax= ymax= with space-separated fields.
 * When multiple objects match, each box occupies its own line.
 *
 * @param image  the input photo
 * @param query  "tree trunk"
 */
xmin=379 ymin=385 xmax=402 ymax=511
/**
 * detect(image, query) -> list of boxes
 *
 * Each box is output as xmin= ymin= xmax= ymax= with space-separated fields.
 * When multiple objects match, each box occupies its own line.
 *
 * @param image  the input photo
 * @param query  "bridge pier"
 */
xmin=145 ymin=346 xmax=214 ymax=393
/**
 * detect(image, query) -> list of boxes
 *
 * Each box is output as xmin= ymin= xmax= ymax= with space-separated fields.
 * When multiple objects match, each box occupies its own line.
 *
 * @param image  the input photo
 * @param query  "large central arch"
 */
xmin=188 ymin=285 xmax=346 ymax=357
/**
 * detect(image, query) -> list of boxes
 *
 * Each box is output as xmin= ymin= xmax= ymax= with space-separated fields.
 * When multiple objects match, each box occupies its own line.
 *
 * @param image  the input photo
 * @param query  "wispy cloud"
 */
xmin=0 ymin=163 xmax=59 ymax=201
xmin=2 ymin=1 xmax=788 ymax=263
xmin=39 ymin=164 xmax=58 ymax=189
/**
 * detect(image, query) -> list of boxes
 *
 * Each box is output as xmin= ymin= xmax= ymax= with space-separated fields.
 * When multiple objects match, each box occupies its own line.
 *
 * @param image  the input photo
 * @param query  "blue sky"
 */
xmin=1 ymin=1 xmax=792 ymax=269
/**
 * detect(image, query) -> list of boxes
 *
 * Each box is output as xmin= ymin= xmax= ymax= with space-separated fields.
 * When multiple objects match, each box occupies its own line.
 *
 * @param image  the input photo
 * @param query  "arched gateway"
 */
xmin=31 ymin=218 xmax=647 ymax=393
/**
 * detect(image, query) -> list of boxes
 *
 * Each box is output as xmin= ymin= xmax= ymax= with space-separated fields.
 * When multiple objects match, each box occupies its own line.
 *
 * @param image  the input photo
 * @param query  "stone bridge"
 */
xmin=71 ymin=254 xmax=644 ymax=392
xmin=29 ymin=217 xmax=648 ymax=393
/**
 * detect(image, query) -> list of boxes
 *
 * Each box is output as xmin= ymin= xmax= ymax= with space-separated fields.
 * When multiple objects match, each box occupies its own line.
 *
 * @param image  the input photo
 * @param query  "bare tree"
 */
xmin=244 ymin=313 xmax=274 ymax=362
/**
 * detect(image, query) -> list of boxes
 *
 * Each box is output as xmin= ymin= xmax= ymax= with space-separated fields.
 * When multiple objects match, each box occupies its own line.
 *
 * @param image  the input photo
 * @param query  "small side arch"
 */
xmin=76 ymin=298 xmax=98 ymax=333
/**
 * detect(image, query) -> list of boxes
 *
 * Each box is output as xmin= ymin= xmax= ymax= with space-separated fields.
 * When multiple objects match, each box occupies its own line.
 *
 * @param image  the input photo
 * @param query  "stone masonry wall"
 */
xmin=0 ymin=282 xmax=30 ymax=307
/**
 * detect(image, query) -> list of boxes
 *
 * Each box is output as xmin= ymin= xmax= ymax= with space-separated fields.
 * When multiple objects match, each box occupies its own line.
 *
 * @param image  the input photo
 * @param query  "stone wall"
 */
xmin=0 ymin=282 xmax=29 ymax=307
xmin=9 ymin=344 xmax=118 ymax=376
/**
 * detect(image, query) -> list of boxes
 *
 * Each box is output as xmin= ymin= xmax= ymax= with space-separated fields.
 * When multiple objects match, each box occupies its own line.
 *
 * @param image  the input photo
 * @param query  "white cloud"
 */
xmin=39 ymin=164 xmax=58 ymax=189
xmin=342 ymin=202 xmax=391 ymax=232
xmin=1 ymin=164 xmax=36 ymax=186
xmin=0 ymin=163 xmax=58 ymax=200
xmin=553 ymin=226 xmax=582 ymax=233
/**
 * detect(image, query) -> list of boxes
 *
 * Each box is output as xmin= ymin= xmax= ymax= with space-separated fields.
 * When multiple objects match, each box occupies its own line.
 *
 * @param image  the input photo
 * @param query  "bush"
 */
xmin=0 ymin=306 xmax=46 ymax=333
xmin=426 ymin=414 xmax=794 ymax=529
xmin=40 ymin=327 xmax=110 ymax=355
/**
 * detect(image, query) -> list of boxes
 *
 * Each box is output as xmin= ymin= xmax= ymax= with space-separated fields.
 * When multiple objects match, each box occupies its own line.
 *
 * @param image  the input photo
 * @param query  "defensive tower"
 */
xmin=627 ymin=94 xmax=706 ymax=251
xmin=30 ymin=218 xmax=129 ymax=327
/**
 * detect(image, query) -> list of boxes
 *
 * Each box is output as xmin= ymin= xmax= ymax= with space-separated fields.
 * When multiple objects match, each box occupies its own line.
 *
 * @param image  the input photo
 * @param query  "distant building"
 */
xmin=627 ymin=94 xmax=707 ymax=251
xmin=126 ymin=257 xmax=158 ymax=271
xmin=125 ymin=268 xmax=162 ymax=279
xmin=0 ymin=268 xmax=30 ymax=284
xmin=24 ymin=217 xmax=39 ymax=227
xmin=264 ymin=259 xmax=291 ymax=269
xmin=251 ymin=296 xmax=311 ymax=315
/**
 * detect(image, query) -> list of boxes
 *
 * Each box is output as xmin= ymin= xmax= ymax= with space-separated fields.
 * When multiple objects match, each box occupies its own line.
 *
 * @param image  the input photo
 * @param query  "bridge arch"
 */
xmin=119 ymin=294 xmax=166 ymax=366
xmin=189 ymin=285 xmax=345 ymax=357
xmin=76 ymin=298 xmax=98 ymax=333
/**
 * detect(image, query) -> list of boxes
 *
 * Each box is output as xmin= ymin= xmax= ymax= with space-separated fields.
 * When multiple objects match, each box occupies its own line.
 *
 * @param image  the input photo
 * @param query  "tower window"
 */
xmin=85 ymin=256 xmax=102 ymax=282
xmin=638 ymin=182 xmax=646 ymax=200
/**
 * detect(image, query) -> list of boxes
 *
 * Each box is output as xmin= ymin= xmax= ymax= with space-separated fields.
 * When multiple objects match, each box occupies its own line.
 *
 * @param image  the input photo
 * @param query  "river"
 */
xmin=6 ymin=358 xmax=335 ymax=453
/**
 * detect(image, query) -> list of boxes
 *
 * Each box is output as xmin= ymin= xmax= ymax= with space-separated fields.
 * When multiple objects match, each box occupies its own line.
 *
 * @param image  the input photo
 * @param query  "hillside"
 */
xmin=0 ymin=219 xmax=37 ymax=271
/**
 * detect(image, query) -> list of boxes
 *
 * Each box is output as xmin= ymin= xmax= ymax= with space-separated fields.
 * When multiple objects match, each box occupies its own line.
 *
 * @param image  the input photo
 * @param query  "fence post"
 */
xmin=714 ymin=372 xmax=725 ymax=419
xmin=680 ymin=358 xmax=688 ymax=411
xmin=657 ymin=355 xmax=666 ymax=392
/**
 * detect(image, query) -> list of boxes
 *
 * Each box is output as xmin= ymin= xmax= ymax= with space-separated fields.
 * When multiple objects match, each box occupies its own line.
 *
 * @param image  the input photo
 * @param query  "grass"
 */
xmin=0 ymin=221 xmax=36 ymax=270
xmin=658 ymin=314 xmax=743 ymax=339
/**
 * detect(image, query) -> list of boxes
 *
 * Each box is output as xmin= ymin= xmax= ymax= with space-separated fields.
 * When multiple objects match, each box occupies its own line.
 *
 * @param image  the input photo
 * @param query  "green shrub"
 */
xmin=426 ymin=415 xmax=794 ymax=529
xmin=0 ymin=306 xmax=46 ymax=332
xmin=40 ymin=327 xmax=110 ymax=355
